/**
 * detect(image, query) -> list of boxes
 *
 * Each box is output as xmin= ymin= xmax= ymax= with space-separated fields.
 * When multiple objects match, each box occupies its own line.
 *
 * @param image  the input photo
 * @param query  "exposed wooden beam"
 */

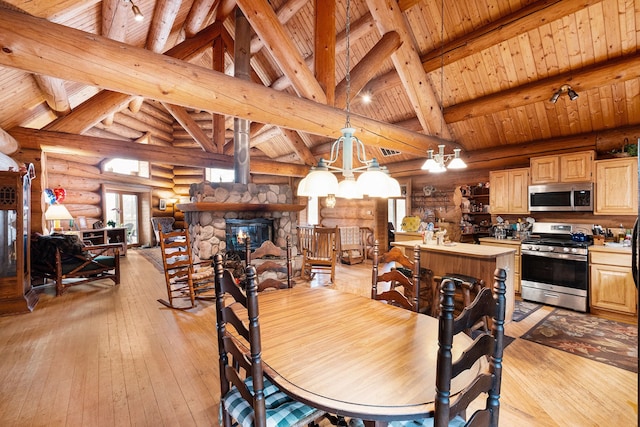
xmin=162 ymin=103 xmax=217 ymax=152
xmin=146 ymin=0 xmax=182 ymax=53
xmin=32 ymin=75 xmax=71 ymax=116
xmin=315 ymin=0 xmax=336 ymax=106
xmin=365 ymin=0 xmax=451 ymax=140
xmin=42 ymin=22 xmax=223 ymax=134
xmin=421 ymin=0 xmax=603 ymax=73
xmin=387 ymin=125 xmax=640 ymax=175
xmin=10 ymin=127 xmax=309 ymax=177
xmin=101 ymin=0 xmax=128 ymax=42
xmin=184 ymin=0 xmax=219 ymax=37
xmin=334 ymin=31 xmax=402 ymax=110
xmin=249 ymin=0 xmax=308 ymax=55
xmin=279 ymin=128 xmax=317 ymax=166
xmin=271 ymin=11 xmax=375 ymax=92
xmin=445 ymin=53 xmax=640 ymax=123
xmin=0 ymin=126 xmax=19 ymax=155
xmin=0 ymin=9 xmax=450 ymax=155
xmin=235 ymin=0 xmax=327 ymax=103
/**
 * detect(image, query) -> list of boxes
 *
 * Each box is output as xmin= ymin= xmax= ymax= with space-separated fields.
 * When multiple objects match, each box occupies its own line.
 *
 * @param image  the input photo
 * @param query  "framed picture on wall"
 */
xmin=159 ymin=199 xmax=167 ymax=211
xmin=76 ymin=216 xmax=87 ymax=230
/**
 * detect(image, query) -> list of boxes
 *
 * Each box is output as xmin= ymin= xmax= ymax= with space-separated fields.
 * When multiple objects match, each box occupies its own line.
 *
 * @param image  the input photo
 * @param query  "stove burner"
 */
xmin=521 ymin=237 xmax=590 ymax=249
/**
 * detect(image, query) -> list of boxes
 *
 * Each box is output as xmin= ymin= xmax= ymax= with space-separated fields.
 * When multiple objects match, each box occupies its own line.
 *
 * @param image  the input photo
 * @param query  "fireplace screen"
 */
xmin=225 ymin=218 xmax=274 ymax=259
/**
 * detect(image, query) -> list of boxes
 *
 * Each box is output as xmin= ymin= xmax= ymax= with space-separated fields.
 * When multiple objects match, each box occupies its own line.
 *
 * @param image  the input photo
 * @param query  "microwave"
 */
xmin=528 ymin=183 xmax=594 ymax=212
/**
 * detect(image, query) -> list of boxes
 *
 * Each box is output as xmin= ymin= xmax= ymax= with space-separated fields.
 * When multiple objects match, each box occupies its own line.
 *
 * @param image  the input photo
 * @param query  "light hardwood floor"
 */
xmin=0 ymin=250 xmax=636 ymax=426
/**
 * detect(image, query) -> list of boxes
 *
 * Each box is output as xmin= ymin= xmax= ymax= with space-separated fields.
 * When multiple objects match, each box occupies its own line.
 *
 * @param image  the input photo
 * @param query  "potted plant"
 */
xmin=107 ymin=220 xmax=116 ymax=228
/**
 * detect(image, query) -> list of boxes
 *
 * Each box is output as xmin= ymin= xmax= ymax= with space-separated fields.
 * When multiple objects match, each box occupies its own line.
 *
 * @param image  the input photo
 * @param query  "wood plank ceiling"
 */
xmin=0 ymin=0 xmax=638 ymax=177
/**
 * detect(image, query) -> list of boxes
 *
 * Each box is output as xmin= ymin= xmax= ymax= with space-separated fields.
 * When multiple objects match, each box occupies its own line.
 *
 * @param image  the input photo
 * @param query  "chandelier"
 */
xmin=420 ymin=0 xmax=467 ymax=174
xmin=297 ymin=0 xmax=401 ymax=200
xmin=421 ymin=145 xmax=466 ymax=173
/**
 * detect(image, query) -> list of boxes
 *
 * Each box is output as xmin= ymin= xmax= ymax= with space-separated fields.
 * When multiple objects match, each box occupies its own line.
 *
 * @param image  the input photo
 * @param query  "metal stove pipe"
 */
xmin=234 ymin=7 xmax=251 ymax=184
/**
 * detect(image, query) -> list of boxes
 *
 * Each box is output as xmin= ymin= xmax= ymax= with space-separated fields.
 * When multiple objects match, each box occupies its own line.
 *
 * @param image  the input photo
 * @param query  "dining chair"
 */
xmin=213 ymin=255 xmax=326 ymax=427
xmin=157 ymin=228 xmax=215 ymax=309
xmin=388 ymin=268 xmax=507 ymax=427
xmin=431 ymin=274 xmax=488 ymax=334
xmin=371 ymin=240 xmax=422 ymax=312
xmin=244 ymin=236 xmax=295 ymax=291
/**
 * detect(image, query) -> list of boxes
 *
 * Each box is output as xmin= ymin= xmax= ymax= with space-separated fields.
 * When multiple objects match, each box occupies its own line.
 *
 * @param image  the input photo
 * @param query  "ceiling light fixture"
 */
xmin=550 ymin=84 xmax=579 ymax=103
xmin=296 ymin=0 xmax=401 ymax=200
xmin=421 ymin=0 xmax=466 ymax=174
xmin=128 ymin=0 xmax=144 ymax=22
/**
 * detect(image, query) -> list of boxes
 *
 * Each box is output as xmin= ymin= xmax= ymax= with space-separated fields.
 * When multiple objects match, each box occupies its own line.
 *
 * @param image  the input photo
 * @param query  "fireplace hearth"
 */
xmin=180 ymin=182 xmax=303 ymax=262
xmin=225 ymin=218 xmax=274 ymax=260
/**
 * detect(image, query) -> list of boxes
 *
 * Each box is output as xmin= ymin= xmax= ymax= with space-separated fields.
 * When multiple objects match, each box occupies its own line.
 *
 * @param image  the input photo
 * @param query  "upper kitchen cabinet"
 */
xmin=530 ymin=151 xmax=594 ymax=184
xmin=489 ymin=168 xmax=529 ymax=215
xmin=594 ymin=157 xmax=638 ymax=215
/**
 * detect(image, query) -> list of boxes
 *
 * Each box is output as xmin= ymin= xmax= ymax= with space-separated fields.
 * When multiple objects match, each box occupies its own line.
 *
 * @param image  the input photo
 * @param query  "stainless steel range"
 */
xmin=520 ymin=222 xmax=592 ymax=312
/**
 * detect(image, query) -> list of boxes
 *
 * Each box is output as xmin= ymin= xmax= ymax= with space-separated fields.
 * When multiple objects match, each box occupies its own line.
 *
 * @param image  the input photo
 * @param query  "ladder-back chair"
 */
xmin=244 ymin=236 xmax=294 ymax=291
xmin=157 ymin=228 xmax=214 ymax=309
xmin=388 ymin=268 xmax=507 ymax=427
xmin=214 ymin=255 xmax=325 ymax=427
xmin=371 ymin=241 xmax=422 ymax=312
xmin=301 ymin=226 xmax=337 ymax=283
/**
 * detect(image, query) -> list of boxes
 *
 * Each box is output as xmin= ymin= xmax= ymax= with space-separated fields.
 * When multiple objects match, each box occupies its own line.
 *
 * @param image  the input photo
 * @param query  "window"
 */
xmin=205 ymin=167 xmax=234 ymax=182
xmin=306 ymin=196 xmax=319 ymax=225
xmin=388 ymin=196 xmax=407 ymax=232
xmin=103 ymin=158 xmax=149 ymax=178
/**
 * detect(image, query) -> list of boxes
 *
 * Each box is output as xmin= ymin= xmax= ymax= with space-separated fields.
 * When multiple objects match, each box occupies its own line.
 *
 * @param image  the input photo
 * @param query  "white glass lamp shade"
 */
xmin=357 ymin=169 xmax=391 ymax=197
xmin=447 ymin=148 xmax=467 ymax=169
xmin=303 ymin=169 xmax=339 ymax=197
xmin=430 ymin=161 xmax=447 ymax=173
xmin=44 ymin=204 xmax=73 ymax=220
xmin=297 ymin=176 xmax=310 ymax=197
xmin=336 ymin=177 xmax=363 ymax=199
xmin=421 ymin=150 xmax=437 ymax=171
xmin=385 ymin=175 xmax=402 ymax=197
xmin=45 ymin=203 xmax=73 ymax=232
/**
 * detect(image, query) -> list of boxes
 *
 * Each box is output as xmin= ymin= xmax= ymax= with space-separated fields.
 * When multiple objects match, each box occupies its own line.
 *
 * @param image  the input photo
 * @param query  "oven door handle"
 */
xmin=521 ymin=250 xmax=587 ymax=262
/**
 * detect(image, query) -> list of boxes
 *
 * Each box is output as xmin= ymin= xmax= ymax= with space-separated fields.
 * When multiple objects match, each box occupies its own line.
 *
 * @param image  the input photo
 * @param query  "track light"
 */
xmin=128 ymin=0 xmax=144 ymax=22
xmin=550 ymin=84 xmax=578 ymax=103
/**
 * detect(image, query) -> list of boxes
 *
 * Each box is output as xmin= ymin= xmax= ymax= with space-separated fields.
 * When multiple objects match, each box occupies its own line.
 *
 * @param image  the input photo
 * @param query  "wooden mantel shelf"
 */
xmin=176 ymin=202 xmax=306 ymax=212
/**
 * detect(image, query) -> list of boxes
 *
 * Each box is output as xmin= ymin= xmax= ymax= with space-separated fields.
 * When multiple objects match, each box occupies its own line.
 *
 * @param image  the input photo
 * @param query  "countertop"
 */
xmin=392 ymin=240 xmax=515 ymax=258
xmin=478 ymin=237 xmax=523 ymax=246
xmin=589 ymin=244 xmax=633 ymax=255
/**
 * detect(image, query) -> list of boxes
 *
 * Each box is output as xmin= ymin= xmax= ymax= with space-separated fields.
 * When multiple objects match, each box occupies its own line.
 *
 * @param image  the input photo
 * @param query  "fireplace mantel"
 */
xmin=176 ymin=202 xmax=306 ymax=212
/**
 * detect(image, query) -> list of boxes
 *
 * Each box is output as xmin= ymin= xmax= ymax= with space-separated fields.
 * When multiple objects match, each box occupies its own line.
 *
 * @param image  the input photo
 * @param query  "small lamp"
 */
xmin=45 ymin=204 xmax=73 ymax=232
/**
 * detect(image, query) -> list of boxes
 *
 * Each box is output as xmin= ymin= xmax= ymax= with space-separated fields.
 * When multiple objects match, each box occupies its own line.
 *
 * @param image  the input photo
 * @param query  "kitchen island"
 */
xmin=392 ymin=240 xmax=516 ymax=322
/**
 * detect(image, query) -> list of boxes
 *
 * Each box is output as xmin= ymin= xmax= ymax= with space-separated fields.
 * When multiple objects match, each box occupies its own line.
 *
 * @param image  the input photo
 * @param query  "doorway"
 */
xmin=105 ymin=192 xmax=139 ymax=244
xmin=103 ymin=184 xmax=152 ymax=247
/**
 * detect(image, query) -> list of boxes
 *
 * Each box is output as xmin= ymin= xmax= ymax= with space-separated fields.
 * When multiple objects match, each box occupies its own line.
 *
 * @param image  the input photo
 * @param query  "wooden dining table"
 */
xmin=256 ymin=286 xmax=481 ymax=424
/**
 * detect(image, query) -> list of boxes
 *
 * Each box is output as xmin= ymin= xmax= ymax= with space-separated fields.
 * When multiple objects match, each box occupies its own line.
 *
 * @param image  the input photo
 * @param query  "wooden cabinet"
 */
xmin=489 ymin=168 xmax=529 ymax=214
xmin=589 ymin=250 xmax=637 ymax=323
xmin=594 ymin=157 xmax=638 ymax=215
xmin=530 ymin=150 xmax=594 ymax=184
xmin=479 ymin=238 xmax=521 ymax=294
xmin=0 ymin=168 xmax=38 ymax=315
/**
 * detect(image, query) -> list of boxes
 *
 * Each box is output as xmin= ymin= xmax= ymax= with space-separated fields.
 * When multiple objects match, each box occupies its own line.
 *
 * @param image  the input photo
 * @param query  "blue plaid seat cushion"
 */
xmin=387 ymin=415 xmax=466 ymax=427
xmin=223 ymin=377 xmax=322 ymax=427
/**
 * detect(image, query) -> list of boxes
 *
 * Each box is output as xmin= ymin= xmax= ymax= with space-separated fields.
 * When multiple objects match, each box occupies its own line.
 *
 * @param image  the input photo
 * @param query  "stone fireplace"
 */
xmin=179 ymin=182 xmax=303 ymax=263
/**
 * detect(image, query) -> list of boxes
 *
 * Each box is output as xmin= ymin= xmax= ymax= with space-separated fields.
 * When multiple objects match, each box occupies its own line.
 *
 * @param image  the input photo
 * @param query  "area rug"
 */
xmin=522 ymin=308 xmax=638 ymax=373
xmin=512 ymin=299 xmax=542 ymax=322
xmin=136 ymin=247 xmax=164 ymax=272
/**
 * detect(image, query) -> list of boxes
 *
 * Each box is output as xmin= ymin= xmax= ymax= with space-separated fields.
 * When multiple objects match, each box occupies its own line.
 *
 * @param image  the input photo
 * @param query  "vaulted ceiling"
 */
xmin=0 ymin=0 xmax=638 ymax=178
